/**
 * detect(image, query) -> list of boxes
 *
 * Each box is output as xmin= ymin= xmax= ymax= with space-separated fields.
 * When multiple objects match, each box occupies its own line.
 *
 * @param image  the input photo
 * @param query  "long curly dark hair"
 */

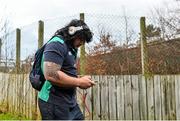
xmin=53 ymin=19 xmax=93 ymax=44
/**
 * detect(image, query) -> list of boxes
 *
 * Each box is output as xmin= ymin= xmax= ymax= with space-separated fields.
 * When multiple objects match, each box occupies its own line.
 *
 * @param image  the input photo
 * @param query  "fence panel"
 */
xmin=0 ymin=74 xmax=180 ymax=120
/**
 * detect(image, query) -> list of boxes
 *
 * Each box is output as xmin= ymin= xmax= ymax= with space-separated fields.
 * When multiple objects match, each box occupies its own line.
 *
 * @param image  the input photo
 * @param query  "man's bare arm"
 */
xmin=44 ymin=61 xmax=79 ymax=87
xmin=44 ymin=61 xmax=95 ymax=89
xmin=44 ymin=61 xmax=61 ymax=80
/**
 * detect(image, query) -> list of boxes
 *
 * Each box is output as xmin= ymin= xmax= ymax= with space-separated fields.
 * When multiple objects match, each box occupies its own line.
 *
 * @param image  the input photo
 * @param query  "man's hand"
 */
xmin=77 ymin=76 xmax=95 ymax=89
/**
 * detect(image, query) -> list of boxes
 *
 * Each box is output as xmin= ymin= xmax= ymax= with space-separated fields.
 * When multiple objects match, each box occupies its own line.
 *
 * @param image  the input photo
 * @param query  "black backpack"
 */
xmin=29 ymin=44 xmax=47 ymax=91
xmin=29 ymin=35 xmax=65 ymax=91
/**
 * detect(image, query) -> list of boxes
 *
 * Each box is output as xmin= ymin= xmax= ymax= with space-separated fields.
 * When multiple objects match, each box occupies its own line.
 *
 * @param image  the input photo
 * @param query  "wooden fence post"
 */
xmin=140 ymin=17 xmax=149 ymax=120
xmin=79 ymin=12 xmax=87 ymax=117
xmin=140 ymin=17 xmax=149 ymax=76
xmin=38 ymin=20 xmax=44 ymax=49
xmin=16 ymin=28 xmax=21 ymax=73
xmin=80 ymin=13 xmax=86 ymax=75
xmin=33 ymin=20 xmax=44 ymax=120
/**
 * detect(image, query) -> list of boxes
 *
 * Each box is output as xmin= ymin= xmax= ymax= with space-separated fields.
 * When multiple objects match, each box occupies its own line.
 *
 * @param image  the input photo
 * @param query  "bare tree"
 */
xmin=122 ymin=7 xmax=136 ymax=48
xmin=0 ymin=2 xmax=13 ymax=72
xmin=150 ymin=0 xmax=180 ymax=40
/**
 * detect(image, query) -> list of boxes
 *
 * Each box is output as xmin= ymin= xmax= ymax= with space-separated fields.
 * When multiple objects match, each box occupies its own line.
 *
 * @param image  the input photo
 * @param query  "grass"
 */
xmin=0 ymin=112 xmax=29 ymax=120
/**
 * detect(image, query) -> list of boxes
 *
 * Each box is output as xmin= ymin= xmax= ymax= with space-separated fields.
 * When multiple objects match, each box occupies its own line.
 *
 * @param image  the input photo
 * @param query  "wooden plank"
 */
xmin=166 ymin=75 xmax=171 ymax=119
xmin=2 ymin=74 xmax=5 ymax=105
xmin=15 ymin=75 xmax=18 ymax=113
xmin=5 ymin=74 xmax=8 ymax=108
xmin=36 ymin=90 xmax=41 ymax=120
xmin=23 ymin=75 xmax=26 ymax=117
xmin=27 ymin=76 xmax=30 ymax=118
xmin=2 ymin=75 xmax=5 ymax=102
xmin=171 ymin=75 xmax=176 ymax=120
xmin=131 ymin=75 xmax=140 ymax=120
xmin=0 ymin=73 xmax=3 ymax=102
xmin=11 ymin=75 xmax=15 ymax=113
xmin=116 ymin=75 xmax=125 ymax=120
xmin=27 ymin=74 xmax=29 ymax=117
xmin=7 ymin=75 xmax=11 ymax=113
xmin=25 ymin=75 xmax=28 ymax=118
xmin=139 ymin=75 xmax=147 ymax=120
xmin=22 ymin=74 xmax=26 ymax=115
xmin=77 ymin=87 xmax=84 ymax=116
xmin=0 ymin=73 xmax=4 ymax=102
xmin=175 ymin=75 xmax=180 ymax=120
xmin=29 ymin=76 xmax=33 ymax=119
xmin=84 ymin=82 xmax=92 ymax=120
xmin=13 ymin=74 xmax=16 ymax=114
xmin=146 ymin=76 xmax=154 ymax=120
xmin=14 ymin=74 xmax=17 ymax=113
xmin=168 ymin=75 xmax=176 ymax=120
xmin=154 ymin=75 xmax=161 ymax=120
xmin=76 ymin=88 xmax=82 ymax=108
xmin=20 ymin=74 xmax=23 ymax=114
xmin=18 ymin=75 xmax=21 ymax=114
xmin=160 ymin=75 xmax=168 ymax=120
xmin=108 ymin=75 xmax=116 ymax=120
xmin=17 ymin=75 xmax=21 ymax=113
xmin=11 ymin=75 xmax=14 ymax=113
xmin=31 ymin=80 xmax=37 ymax=120
xmin=163 ymin=75 xmax=176 ymax=120
xmin=100 ymin=75 xmax=109 ymax=120
xmin=32 ymin=88 xmax=36 ymax=119
xmin=15 ymin=74 xmax=18 ymax=113
xmin=6 ymin=74 xmax=11 ymax=112
xmin=91 ymin=75 xmax=101 ymax=120
xmin=4 ymin=74 xmax=8 ymax=108
xmin=124 ymin=75 xmax=132 ymax=120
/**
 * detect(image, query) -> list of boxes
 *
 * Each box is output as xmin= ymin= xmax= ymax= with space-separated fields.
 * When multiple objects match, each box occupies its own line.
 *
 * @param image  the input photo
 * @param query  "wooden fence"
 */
xmin=0 ymin=73 xmax=180 ymax=120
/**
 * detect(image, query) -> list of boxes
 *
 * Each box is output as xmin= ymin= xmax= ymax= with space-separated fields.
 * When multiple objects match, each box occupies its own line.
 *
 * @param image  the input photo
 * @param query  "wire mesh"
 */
xmin=0 ymin=13 xmax=179 ymax=74
xmin=84 ymin=13 xmax=141 ymax=75
xmin=0 ymin=30 xmax=16 ymax=72
xmin=145 ymin=16 xmax=180 ymax=74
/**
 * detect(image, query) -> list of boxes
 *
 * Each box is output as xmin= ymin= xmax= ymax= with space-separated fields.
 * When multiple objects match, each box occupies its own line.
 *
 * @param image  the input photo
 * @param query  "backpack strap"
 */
xmin=47 ymin=36 xmax=64 ymax=44
xmin=41 ymin=35 xmax=67 ymax=74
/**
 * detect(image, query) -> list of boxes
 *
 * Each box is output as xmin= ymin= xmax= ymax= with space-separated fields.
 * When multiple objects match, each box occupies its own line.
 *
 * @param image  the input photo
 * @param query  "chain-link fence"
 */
xmin=145 ymin=16 xmax=180 ymax=74
xmin=0 ymin=13 xmax=179 ymax=74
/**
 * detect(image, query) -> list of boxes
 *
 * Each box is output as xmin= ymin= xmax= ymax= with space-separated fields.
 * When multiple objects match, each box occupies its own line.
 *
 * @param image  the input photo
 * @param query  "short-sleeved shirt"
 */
xmin=38 ymin=36 xmax=78 ymax=107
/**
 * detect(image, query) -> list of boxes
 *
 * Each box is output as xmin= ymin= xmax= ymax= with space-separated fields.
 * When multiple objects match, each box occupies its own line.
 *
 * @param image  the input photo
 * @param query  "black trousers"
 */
xmin=38 ymin=98 xmax=84 ymax=120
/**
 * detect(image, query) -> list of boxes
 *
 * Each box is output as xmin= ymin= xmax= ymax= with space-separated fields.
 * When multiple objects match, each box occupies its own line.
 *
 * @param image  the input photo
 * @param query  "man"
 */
xmin=38 ymin=19 xmax=95 ymax=120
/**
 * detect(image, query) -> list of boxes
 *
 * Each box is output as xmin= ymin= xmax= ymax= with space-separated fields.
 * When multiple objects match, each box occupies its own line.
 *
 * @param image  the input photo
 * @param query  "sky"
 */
xmin=1 ymin=0 xmax=175 ymax=28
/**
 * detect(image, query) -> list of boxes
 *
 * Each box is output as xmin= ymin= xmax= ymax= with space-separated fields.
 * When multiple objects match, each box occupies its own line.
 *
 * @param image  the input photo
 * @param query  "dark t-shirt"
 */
xmin=38 ymin=36 xmax=78 ymax=107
